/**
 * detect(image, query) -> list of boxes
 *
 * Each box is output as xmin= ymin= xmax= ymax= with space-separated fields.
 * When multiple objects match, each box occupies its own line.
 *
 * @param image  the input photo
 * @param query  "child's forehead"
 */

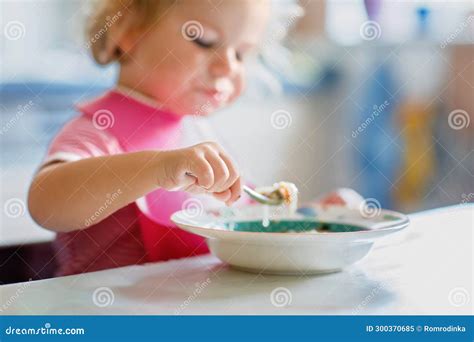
xmin=177 ymin=0 xmax=269 ymax=13
xmin=175 ymin=0 xmax=270 ymax=36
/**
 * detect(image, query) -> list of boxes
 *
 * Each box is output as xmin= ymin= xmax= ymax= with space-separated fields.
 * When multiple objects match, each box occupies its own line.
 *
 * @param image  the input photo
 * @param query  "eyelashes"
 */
xmin=193 ymin=38 xmax=244 ymax=62
xmin=194 ymin=38 xmax=215 ymax=49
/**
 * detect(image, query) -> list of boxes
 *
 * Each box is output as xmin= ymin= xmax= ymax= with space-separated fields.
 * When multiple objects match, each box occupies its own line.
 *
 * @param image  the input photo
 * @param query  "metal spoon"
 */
xmin=186 ymin=172 xmax=284 ymax=206
xmin=243 ymin=185 xmax=284 ymax=206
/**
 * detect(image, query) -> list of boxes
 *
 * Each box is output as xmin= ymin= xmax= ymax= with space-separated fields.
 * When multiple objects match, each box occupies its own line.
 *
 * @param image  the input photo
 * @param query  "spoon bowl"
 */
xmin=243 ymin=185 xmax=284 ymax=205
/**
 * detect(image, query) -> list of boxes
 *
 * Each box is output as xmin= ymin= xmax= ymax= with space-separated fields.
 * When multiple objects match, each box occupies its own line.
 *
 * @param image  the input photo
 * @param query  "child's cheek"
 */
xmin=228 ymin=74 xmax=245 ymax=104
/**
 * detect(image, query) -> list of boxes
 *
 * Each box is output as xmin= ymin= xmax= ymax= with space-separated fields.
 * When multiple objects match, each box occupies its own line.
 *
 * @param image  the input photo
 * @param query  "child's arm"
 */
xmin=28 ymin=142 xmax=241 ymax=232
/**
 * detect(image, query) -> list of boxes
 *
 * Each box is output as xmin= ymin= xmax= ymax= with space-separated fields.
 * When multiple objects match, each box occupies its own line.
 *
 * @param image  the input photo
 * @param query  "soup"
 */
xmin=226 ymin=220 xmax=368 ymax=233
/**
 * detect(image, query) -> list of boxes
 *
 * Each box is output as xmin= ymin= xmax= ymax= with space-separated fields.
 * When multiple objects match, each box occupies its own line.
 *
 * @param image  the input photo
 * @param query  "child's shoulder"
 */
xmin=45 ymin=111 xmax=123 ymax=164
xmin=59 ymin=113 xmax=115 ymax=142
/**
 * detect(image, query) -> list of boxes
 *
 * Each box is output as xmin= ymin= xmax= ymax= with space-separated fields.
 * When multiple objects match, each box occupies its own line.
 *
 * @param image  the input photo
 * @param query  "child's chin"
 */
xmin=164 ymin=104 xmax=211 ymax=117
xmin=186 ymin=103 xmax=221 ymax=117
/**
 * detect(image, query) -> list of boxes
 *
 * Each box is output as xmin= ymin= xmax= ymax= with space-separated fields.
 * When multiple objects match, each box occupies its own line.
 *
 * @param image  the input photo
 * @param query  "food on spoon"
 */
xmin=261 ymin=182 xmax=297 ymax=204
xmin=257 ymin=181 xmax=299 ymax=214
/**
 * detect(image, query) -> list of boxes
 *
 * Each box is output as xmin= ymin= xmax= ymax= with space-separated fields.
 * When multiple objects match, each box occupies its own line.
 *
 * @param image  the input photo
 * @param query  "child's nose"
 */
xmin=209 ymin=48 xmax=239 ymax=78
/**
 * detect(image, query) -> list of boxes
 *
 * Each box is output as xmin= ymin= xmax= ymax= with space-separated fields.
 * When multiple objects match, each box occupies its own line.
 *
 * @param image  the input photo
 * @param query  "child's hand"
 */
xmin=156 ymin=142 xmax=241 ymax=205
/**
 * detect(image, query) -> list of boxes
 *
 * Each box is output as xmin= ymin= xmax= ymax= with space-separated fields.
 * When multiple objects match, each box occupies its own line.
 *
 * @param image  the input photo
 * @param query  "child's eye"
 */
xmin=235 ymin=51 xmax=243 ymax=62
xmin=194 ymin=38 xmax=215 ymax=49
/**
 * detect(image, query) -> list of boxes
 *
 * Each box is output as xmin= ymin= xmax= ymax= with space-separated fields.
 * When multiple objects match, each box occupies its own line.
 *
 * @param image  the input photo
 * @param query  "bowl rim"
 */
xmin=170 ymin=207 xmax=410 ymax=239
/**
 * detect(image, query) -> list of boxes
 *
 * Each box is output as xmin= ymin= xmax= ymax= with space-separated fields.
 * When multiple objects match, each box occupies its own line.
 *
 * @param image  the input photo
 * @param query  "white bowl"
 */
xmin=171 ymin=205 xmax=409 ymax=275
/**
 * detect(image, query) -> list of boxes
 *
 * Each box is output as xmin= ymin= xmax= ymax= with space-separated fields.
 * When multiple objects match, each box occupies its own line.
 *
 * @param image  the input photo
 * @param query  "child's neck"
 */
xmin=117 ymin=69 xmax=164 ymax=109
xmin=114 ymin=84 xmax=161 ymax=109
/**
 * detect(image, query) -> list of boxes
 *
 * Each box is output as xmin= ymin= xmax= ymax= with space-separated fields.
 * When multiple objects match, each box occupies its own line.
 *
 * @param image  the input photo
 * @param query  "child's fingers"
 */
xmin=173 ymin=173 xmax=197 ymax=191
xmin=212 ymin=189 xmax=232 ymax=202
xmin=184 ymin=184 xmax=207 ymax=195
xmin=181 ymin=142 xmax=239 ymax=197
xmin=218 ymin=152 xmax=239 ymax=191
xmin=188 ymin=158 xmax=214 ymax=189
xmin=204 ymin=151 xmax=230 ymax=192
xmin=225 ymin=176 xmax=242 ymax=206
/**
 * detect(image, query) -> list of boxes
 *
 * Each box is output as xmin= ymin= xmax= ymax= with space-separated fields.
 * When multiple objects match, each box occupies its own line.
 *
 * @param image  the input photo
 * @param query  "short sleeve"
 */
xmin=42 ymin=115 xmax=123 ymax=167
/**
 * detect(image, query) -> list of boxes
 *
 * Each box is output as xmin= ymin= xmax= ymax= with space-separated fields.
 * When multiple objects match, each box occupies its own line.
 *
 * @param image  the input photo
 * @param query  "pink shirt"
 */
xmin=44 ymin=90 xmax=209 ymax=276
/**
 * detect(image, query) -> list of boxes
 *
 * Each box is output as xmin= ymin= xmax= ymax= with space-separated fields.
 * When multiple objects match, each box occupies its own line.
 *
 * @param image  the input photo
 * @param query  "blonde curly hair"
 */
xmin=86 ymin=0 xmax=176 ymax=65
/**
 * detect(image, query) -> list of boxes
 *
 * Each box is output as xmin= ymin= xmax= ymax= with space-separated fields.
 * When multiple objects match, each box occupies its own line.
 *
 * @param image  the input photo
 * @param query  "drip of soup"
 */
xmin=258 ymin=182 xmax=299 ymax=225
xmin=262 ymin=204 xmax=270 ymax=227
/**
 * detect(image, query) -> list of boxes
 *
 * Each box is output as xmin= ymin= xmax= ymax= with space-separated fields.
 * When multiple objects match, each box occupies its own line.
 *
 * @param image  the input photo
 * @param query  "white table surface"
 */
xmin=1 ymin=170 xmax=56 ymax=247
xmin=1 ymin=205 xmax=472 ymax=315
xmin=0 ymin=221 xmax=55 ymax=248
xmin=0 ymin=207 xmax=55 ymax=248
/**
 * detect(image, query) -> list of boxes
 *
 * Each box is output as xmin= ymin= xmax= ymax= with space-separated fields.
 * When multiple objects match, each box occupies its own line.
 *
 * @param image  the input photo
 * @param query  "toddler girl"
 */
xmin=27 ymin=0 xmax=273 ymax=276
xmin=28 ymin=0 xmax=362 ymax=276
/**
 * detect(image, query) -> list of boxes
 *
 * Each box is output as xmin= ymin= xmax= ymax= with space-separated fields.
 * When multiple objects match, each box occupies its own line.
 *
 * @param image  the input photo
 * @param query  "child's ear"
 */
xmin=117 ymin=27 xmax=142 ymax=56
xmin=105 ymin=15 xmax=139 ymax=62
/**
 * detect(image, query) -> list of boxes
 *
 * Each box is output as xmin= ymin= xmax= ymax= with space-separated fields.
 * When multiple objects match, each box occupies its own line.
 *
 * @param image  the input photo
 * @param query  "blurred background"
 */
xmin=1 ymin=1 xmax=473 ymax=281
